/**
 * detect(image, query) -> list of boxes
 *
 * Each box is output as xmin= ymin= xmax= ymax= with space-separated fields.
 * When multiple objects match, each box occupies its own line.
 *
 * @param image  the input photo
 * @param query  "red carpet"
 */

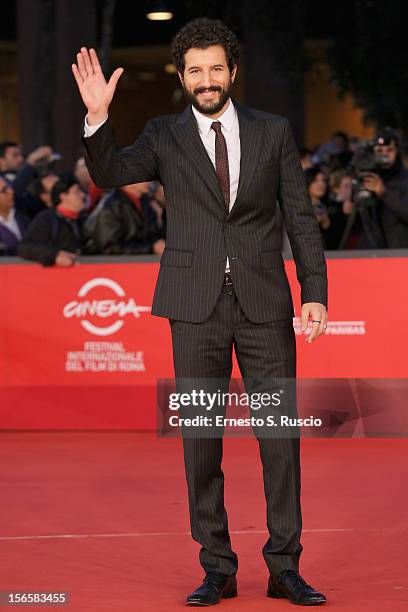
xmin=0 ymin=433 xmax=407 ymax=611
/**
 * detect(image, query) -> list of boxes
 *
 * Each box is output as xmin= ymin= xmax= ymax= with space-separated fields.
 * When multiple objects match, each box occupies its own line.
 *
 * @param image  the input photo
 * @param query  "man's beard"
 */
xmin=183 ymin=81 xmax=232 ymax=115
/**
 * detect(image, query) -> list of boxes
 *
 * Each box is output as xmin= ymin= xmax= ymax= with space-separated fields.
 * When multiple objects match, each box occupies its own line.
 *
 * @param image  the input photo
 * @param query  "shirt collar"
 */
xmin=0 ymin=207 xmax=15 ymax=224
xmin=192 ymin=99 xmax=236 ymax=136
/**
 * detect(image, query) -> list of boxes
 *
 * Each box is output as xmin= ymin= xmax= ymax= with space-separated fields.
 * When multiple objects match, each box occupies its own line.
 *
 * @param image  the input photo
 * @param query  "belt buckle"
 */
xmin=224 ymin=272 xmax=233 ymax=286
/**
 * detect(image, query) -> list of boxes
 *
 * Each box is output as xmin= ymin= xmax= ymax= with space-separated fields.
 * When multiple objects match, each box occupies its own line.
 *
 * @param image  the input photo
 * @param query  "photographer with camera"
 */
xmin=361 ymin=129 xmax=408 ymax=248
xmin=339 ymin=128 xmax=408 ymax=248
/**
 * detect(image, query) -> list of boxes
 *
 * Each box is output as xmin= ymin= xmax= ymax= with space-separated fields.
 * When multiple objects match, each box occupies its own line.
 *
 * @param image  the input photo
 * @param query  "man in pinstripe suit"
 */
xmin=74 ymin=17 xmax=328 ymax=607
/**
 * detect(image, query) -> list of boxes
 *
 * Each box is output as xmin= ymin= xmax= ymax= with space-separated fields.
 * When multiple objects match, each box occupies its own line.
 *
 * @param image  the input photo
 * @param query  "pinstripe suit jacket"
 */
xmin=82 ymin=101 xmax=327 ymax=323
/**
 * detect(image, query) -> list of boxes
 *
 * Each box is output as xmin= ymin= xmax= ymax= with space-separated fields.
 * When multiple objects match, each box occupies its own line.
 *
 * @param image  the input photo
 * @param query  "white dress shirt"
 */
xmin=191 ymin=99 xmax=240 ymax=211
xmin=83 ymin=115 xmax=108 ymax=137
xmin=84 ymin=99 xmax=241 ymax=271
xmin=0 ymin=208 xmax=22 ymax=240
xmin=192 ymin=100 xmax=240 ymax=271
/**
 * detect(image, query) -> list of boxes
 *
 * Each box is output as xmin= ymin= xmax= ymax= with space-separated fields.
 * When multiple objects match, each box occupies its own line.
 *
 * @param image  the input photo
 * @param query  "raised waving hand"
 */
xmin=72 ymin=47 xmax=123 ymax=125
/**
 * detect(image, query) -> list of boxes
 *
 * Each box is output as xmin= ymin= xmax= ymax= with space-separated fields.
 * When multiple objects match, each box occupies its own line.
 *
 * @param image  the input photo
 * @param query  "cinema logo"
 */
xmin=293 ymin=318 xmax=366 ymax=335
xmin=63 ymin=277 xmax=151 ymax=336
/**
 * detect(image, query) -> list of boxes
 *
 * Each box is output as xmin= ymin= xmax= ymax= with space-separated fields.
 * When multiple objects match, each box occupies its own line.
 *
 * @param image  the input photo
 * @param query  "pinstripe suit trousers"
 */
xmin=170 ymin=282 xmax=302 ymax=578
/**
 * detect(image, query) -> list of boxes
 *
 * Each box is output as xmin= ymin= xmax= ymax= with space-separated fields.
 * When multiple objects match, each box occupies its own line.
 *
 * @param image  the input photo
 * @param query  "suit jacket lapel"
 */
xmin=171 ymin=106 xmax=225 ymax=211
xmin=233 ymin=102 xmax=264 ymax=214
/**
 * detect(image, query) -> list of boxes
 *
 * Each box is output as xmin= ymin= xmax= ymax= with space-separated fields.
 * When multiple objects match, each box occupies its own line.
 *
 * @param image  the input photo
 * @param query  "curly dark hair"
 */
xmin=171 ymin=18 xmax=239 ymax=74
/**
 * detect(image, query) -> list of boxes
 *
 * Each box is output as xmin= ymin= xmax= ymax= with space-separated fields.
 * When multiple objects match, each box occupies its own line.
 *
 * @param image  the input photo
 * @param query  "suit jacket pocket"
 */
xmin=160 ymin=248 xmax=193 ymax=267
xmin=260 ymin=250 xmax=283 ymax=269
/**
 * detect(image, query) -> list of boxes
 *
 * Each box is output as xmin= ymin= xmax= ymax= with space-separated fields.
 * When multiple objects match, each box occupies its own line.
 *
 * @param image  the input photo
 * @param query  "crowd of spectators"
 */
xmin=0 ymin=140 xmax=166 ymax=266
xmin=301 ymin=129 xmax=408 ymax=249
xmin=1 ymin=126 xmax=408 ymax=267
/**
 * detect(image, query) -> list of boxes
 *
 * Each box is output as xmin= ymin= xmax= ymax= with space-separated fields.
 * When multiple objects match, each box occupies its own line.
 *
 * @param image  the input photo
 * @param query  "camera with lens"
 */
xmin=348 ymin=139 xmax=391 ymax=206
xmin=349 ymin=128 xmax=397 ymax=206
xmin=339 ymin=130 xmax=397 ymax=248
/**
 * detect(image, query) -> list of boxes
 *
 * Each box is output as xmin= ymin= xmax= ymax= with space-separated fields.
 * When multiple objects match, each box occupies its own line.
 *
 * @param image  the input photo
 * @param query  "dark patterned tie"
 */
xmin=211 ymin=121 xmax=230 ymax=210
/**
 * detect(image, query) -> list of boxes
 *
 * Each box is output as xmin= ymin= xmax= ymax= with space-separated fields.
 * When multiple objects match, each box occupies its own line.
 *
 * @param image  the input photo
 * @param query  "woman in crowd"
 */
xmin=304 ymin=166 xmax=331 ymax=247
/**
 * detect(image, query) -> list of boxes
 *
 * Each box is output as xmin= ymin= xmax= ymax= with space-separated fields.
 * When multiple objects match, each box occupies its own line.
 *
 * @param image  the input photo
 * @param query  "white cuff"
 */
xmin=83 ymin=115 xmax=108 ymax=137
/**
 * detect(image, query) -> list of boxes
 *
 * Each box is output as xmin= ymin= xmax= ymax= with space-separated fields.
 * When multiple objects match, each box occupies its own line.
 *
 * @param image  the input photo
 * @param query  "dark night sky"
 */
xmin=0 ymin=1 xmax=349 ymax=45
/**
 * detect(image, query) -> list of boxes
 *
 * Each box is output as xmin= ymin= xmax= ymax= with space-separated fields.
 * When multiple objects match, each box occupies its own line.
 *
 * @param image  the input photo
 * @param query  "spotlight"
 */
xmin=146 ymin=1 xmax=173 ymax=21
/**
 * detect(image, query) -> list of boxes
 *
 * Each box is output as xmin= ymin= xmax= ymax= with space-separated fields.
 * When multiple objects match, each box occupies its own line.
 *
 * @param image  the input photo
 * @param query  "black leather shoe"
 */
xmin=267 ymin=570 xmax=327 ymax=606
xmin=186 ymin=572 xmax=237 ymax=606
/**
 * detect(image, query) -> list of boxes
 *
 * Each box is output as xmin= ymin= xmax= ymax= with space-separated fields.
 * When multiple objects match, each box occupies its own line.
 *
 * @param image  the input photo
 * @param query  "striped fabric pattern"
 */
xmin=81 ymin=101 xmax=327 ymax=579
xmin=82 ymin=101 xmax=328 ymax=324
xmin=170 ymin=285 xmax=301 ymax=577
